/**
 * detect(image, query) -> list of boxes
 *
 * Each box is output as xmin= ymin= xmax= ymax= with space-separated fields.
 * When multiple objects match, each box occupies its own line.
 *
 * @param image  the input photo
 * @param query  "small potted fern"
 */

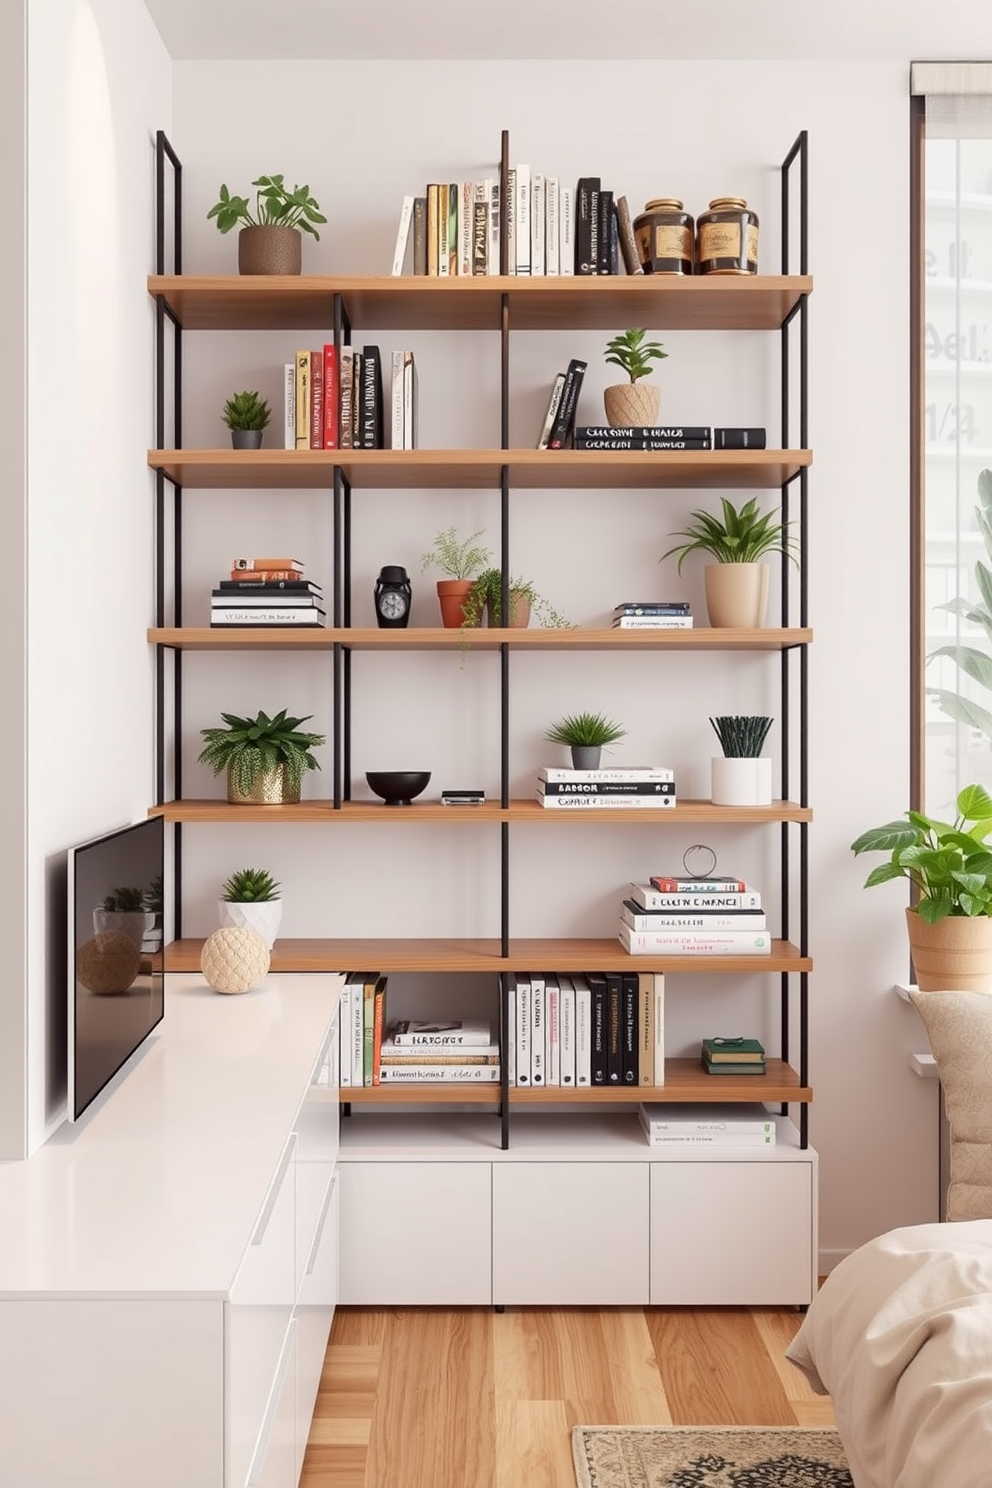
xmin=545 ymin=711 xmax=627 ymax=771
xmin=420 ymin=525 xmax=493 ymax=627
xmin=198 ymin=708 xmax=325 ymax=804
xmin=222 ymin=390 xmax=271 ymax=450
xmin=218 ymin=867 xmax=282 ymax=949
xmin=603 ymin=328 xmax=668 ymax=429
xmin=709 ymin=715 xmax=773 ymax=805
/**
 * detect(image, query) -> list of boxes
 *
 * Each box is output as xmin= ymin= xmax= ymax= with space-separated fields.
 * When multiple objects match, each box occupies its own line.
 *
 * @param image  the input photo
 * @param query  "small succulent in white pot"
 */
xmin=218 ymin=867 xmax=282 ymax=949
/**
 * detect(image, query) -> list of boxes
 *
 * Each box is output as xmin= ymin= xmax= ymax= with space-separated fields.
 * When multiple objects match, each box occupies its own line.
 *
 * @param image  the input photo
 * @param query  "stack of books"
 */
xmin=619 ymin=875 xmax=770 ymax=955
xmin=612 ymin=601 xmax=692 ymax=630
xmin=283 ymin=345 xmax=417 ymax=451
xmin=701 ymin=1037 xmax=767 ymax=1076
xmin=570 ymin=426 xmax=766 ymax=451
xmin=638 ymin=1102 xmax=776 ymax=1146
xmin=378 ymin=1018 xmax=499 ymax=1085
xmin=510 ymin=969 xmax=665 ymax=1088
xmin=210 ymin=557 xmax=326 ymax=628
xmin=536 ymin=766 xmax=676 ymax=811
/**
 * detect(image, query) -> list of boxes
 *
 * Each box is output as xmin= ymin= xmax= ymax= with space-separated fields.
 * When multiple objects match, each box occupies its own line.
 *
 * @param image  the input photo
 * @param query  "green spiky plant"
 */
xmin=604 ymin=328 xmax=668 ymax=382
xmin=544 ymin=712 xmax=627 ymax=748
xmin=198 ymin=709 xmax=324 ymax=798
xmin=927 ymin=468 xmax=992 ymax=741
xmin=221 ymin=868 xmax=281 ymax=903
xmin=851 ymin=783 xmax=992 ymax=922
xmin=420 ymin=526 xmax=493 ymax=581
xmin=661 ymin=496 xmax=798 ymax=572
xmin=710 ymin=715 xmax=773 ymax=758
xmin=222 ymin=390 xmax=271 ymax=431
xmin=207 ymin=176 xmax=326 ymax=239
xmin=102 ymin=887 xmax=145 ymax=913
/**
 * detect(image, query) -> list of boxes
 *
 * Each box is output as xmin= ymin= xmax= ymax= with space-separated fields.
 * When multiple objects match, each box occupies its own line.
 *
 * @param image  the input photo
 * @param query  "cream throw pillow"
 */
xmin=909 ymin=988 xmax=992 ymax=1220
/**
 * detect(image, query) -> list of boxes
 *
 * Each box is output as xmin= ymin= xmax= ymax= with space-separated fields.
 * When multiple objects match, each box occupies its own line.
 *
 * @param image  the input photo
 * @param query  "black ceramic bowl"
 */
xmin=365 ymin=770 xmax=432 ymax=806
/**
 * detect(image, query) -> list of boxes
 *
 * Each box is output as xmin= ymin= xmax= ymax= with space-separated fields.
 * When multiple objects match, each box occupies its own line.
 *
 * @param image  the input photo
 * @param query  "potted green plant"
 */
xmin=420 ymin=526 xmax=493 ymax=628
xmin=709 ymin=715 xmax=773 ymax=805
xmin=207 ymin=175 xmax=326 ymax=275
xmin=222 ymin=390 xmax=271 ymax=450
xmin=661 ymin=495 xmax=798 ymax=628
xmin=461 ymin=569 xmax=569 ymax=631
xmin=544 ymin=711 xmax=627 ymax=770
xmin=93 ymin=886 xmax=156 ymax=950
xmin=603 ymin=328 xmax=668 ymax=429
xmin=198 ymin=708 xmax=325 ymax=805
xmin=851 ymin=783 xmax=992 ymax=991
xmin=218 ymin=867 xmax=283 ymax=949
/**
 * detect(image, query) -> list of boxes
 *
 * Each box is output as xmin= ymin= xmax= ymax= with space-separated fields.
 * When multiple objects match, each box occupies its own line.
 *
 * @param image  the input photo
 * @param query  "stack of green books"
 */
xmin=701 ymin=1037 xmax=766 ymax=1075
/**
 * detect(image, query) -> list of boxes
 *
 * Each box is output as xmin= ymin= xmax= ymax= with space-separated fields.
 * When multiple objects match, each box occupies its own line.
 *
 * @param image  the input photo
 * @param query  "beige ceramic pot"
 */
xmin=604 ymin=382 xmax=661 ymax=429
xmin=238 ymin=225 xmax=302 ymax=275
xmin=487 ymin=592 xmax=531 ymax=628
xmin=906 ymin=906 xmax=992 ymax=992
xmin=704 ymin=563 xmax=770 ymax=628
xmin=227 ymin=764 xmax=301 ymax=805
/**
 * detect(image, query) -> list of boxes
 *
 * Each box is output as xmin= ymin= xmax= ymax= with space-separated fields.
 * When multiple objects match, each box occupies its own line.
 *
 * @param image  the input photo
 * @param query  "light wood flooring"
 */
xmin=300 ymin=1304 xmax=836 ymax=1488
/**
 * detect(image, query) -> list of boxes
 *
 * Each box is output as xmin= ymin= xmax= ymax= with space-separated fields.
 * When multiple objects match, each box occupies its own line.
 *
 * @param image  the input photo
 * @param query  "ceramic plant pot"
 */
xmin=703 ymin=563 xmax=770 ymax=628
xmin=436 ymin=579 xmax=475 ymax=628
xmin=906 ymin=906 xmax=992 ymax=992
xmin=231 ymin=429 xmax=263 ymax=450
xmin=218 ymin=898 xmax=283 ymax=950
xmin=604 ymin=381 xmax=661 ymax=429
xmin=237 ymin=224 xmax=302 ymax=275
xmin=570 ymin=745 xmax=602 ymax=770
xmin=710 ymin=756 xmax=773 ymax=806
xmin=227 ymin=764 xmax=301 ymax=806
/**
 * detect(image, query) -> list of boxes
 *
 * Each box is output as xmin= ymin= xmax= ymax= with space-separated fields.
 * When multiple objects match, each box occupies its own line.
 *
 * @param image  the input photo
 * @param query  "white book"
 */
xmin=622 ymin=905 xmax=767 ymax=933
xmin=639 ymin=1103 xmax=775 ymax=1134
xmin=629 ymin=883 xmax=763 ymax=911
xmin=338 ymin=979 xmax=353 ymax=1086
xmin=437 ymin=185 xmax=449 ymax=276
xmin=388 ymin=1018 xmax=492 ymax=1046
xmin=612 ymin=617 xmax=694 ymax=629
xmin=505 ymin=979 xmax=516 ymax=1087
xmin=619 ymin=925 xmax=772 ymax=955
xmin=402 ymin=350 xmax=417 ymax=450
xmin=487 ymin=177 xmax=500 ymax=274
xmin=391 ymin=349 xmax=405 ymax=450
xmin=530 ymin=970 xmax=545 ymax=1086
xmin=380 ymin=1041 xmax=500 ymax=1060
xmin=505 ymin=168 xmax=516 ymax=275
xmin=573 ymin=973 xmax=591 ymax=1086
xmin=378 ymin=1064 xmax=501 ymax=1083
xmin=638 ymin=971 xmax=654 ymax=1087
xmin=210 ymin=607 xmax=326 ymax=625
xmin=545 ymin=972 xmax=560 ymax=1087
xmin=653 ymin=973 xmax=665 ymax=1085
xmin=460 ymin=180 xmax=474 ymax=276
xmin=537 ymin=372 xmax=566 ymax=450
xmin=283 ymin=362 xmax=296 ymax=449
xmin=541 ymin=766 xmax=675 ymax=782
xmin=558 ymin=974 xmax=576 ymax=1086
xmin=351 ymin=973 xmax=365 ymax=1085
xmin=559 ymin=185 xmax=574 ymax=276
xmin=537 ymin=793 xmax=676 ymax=810
xmin=512 ymin=971 xmax=531 ymax=1085
xmin=391 ymin=194 xmax=414 ymax=276
xmin=514 ymin=164 xmax=531 ymax=275
xmin=643 ymin=1130 xmax=776 ymax=1147
xmin=531 ymin=172 xmax=545 ymax=277
xmin=545 ymin=177 xmax=559 ymax=276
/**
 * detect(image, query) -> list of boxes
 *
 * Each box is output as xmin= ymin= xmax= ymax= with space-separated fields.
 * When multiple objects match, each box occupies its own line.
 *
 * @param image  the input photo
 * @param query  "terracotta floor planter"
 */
xmin=907 ymin=906 xmax=992 ymax=992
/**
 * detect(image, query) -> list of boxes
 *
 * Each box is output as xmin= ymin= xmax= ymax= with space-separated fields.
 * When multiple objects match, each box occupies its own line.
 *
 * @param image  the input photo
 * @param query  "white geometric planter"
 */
xmin=710 ymin=756 xmax=773 ymax=806
xmin=217 ymin=898 xmax=283 ymax=950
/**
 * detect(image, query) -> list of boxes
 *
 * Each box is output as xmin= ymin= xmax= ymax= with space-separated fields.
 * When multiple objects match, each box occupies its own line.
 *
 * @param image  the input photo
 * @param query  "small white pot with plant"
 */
xmin=709 ymin=715 xmax=773 ymax=805
xmin=207 ymin=174 xmax=326 ymax=275
xmin=603 ymin=328 xmax=668 ymax=429
xmin=223 ymin=390 xmax=271 ymax=450
xmin=420 ymin=526 xmax=493 ymax=628
xmin=218 ymin=868 xmax=283 ymax=949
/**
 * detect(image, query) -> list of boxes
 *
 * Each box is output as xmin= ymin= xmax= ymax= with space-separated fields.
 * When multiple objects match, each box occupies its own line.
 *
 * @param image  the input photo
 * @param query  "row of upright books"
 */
xmin=283 ymin=345 xmax=418 ymax=451
xmin=536 ymin=765 xmax=676 ymax=811
xmin=620 ymin=876 xmax=771 ymax=956
xmin=209 ymin=556 xmax=325 ymax=628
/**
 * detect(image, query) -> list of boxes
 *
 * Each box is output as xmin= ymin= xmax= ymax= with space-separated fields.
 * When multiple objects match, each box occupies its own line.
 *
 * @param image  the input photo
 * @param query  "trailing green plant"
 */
xmin=420 ymin=526 xmax=493 ymax=581
xmin=927 ymin=468 xmax=992 ymax=741
xmin=544 ymin=711 xmax=627 ymax=748
xmin=101 ymin=887 xmax=145 ymax=913
xmin=207 ymin=176 xmax=326 ymax=239
xmin=851 ymin=783 xmax=992 ymax=921
xmin=461 ymin=569 xmax=570 ymax=630
xmin=710 ymin=715 xmax=773 ymax=758
xmin=222 ymin=390 xmax=271 ymax=431
xmin=198 ymin=708 xmax=324 ymax=797
xmin=604 ymin=328 xmax=668 ymax=383
xmin=660 ymin=495 xmax=798 ymax=572
xmin=221 ymin=867 xmax=281 ymax=903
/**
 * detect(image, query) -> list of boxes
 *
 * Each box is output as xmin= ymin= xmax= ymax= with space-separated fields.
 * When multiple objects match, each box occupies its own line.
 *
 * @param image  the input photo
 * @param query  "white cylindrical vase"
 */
xmin=710 ymin=756 xmax=773 ymax=806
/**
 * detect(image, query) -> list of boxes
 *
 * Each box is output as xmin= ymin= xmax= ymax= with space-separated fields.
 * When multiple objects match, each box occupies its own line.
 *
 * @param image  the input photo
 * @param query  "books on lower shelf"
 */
xmin=210 ymin=558 xmax=325 ymax=628
xmin=512 ymin=970 xmax=664 ymax=1088
xmin=639 ymin=1102 xmax=776 ymax=1146
xmin=619 ymin=924 xmax=771 ymax=956
xmin=621 ymin=874 xmax=769 ymax=954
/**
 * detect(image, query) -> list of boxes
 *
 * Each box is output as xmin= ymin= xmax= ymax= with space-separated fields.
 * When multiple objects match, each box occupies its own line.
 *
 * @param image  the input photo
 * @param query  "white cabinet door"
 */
xmin=650 ymin=1160 xmax=814 ymax=1306
xmin=492 ymin=1162 xmax=650 ymax=1304
xmin=339 ymin=1162 xmax=492 ymax=1304
xmin=295 ymin=1171 xmax=339 ymax=1483
xmin=245 ymin=1320 xmax=297 ymax=1488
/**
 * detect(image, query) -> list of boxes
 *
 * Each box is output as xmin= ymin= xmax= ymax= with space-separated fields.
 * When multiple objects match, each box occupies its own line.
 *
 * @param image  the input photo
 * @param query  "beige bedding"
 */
xmin=786 ymin=1220 xmax=992 ymax=1488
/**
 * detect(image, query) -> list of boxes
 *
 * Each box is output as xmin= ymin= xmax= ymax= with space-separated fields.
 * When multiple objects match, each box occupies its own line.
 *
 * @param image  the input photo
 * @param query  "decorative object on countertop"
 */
xmin=198 ymin=708 xmax=324 ymax=805
xmin=420 ymin=526 xmax=493 ymax=628
xmin=222 ymin=389 xmax=271 ymax=449
xmin=633 ymin=198 xmax=695 ymax=275
xmin=544 ymin=711 xmax=628 ymax=772
xmin=365 ymin=770 xmax=432 ymax=807
xmin=603 ymin=328 xmax=668 ymax=429
xmin=200 ymin=926 xmax=270 ymax=995
xmin=661 ymin=495 xmax=797 ymax=628
xmin=219 ymin=868 xmax=283 ymax=949
xmin=374 ymin=565 xmax=412 ymax=628
xmin=709 ymin=715 xmax=774 ymax=806
xmin=207 ymin=175 xmax=326 ymax=275
xmin=696 ymin=196 xmax=759 ymax=275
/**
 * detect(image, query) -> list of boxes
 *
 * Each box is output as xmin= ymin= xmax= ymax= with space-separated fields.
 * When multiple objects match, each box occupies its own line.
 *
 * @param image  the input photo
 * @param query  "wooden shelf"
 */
xmin=147 ymin=447 xmax=811 ymax=491
xmin=148 ymin=273 xmax=812 ymax=333
xmin=164 ymin=937 xmax=812 ymax=974
xmin=337 ymin=1058 xmax=810 ymax=1106
xmin=149 ymin=625 xmax=812 ymax=652
xmin=150 ymin=798 xmax=812 ymax=825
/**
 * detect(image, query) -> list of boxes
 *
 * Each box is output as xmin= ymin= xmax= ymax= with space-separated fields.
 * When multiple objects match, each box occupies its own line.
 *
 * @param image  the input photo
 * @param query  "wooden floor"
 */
xmin=300 ymin=1304 xmax=835 ymax=1488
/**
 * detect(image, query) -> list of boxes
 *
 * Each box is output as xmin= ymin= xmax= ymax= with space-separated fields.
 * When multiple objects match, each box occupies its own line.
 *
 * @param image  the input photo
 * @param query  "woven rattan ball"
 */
xmin=200 ymin=926 xmax=270 ymax=994
xmin=76 ymin=931 xmax=141 ymax=994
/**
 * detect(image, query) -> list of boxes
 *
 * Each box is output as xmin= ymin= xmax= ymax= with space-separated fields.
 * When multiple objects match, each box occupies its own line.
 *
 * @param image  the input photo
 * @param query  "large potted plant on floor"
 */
xmin=851 ymin=783 xmax=992 ymax=990
xmin=207 ymin=175 xmax=326 ymax=275
xmin=660 ymin=495 xmax=797 ymax=628
xmin=420 ymin=525 xmax=493 ymax=628
xmin=198 ymin=708 xmax=325 ymax=804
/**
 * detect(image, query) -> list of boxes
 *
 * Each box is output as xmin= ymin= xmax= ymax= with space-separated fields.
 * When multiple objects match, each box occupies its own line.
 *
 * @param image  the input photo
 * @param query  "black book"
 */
xmin=575 ymin=176 xmax=600 ymax=275
xmin=620 ymin=972 xmax=639 ymax=1084
xmin=217 ymin=579 xmax=323 ymax=595
xmin=360 ymin=345 xmax=383 ymax=449
xmin=587 ymin=971 xmax=608 ymax=1085
xmin=597 ymin=190 xmax=614 ymax=275
xmin=576 ymin=425 xmax=711 ymax=440
xmin=605 ymin=970 xmax=623 ymax=1085
xmin=614 ymin=601 xmax=691 ymax=614
xmin=539 ymin=780 xmax=675 ymax=797
xmin=714 ymin=427 xmax=767 ymax=449
xmin=574 ymin=436 xmax=711 ymax=451
xmin=351 ymin=349 xmax=364 ymax=447
xmin=549 ymin=358 xmax=588 ymax=449
xmin=412 ymin=196 xmax=428 ymax=276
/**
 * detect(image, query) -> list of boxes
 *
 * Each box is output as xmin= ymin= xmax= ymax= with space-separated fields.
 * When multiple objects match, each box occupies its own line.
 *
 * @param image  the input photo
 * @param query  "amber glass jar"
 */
xmin=696 ymin=196 xmax=759 ymax=275
xmin=632 ymin=198 xmax=694 ymax=275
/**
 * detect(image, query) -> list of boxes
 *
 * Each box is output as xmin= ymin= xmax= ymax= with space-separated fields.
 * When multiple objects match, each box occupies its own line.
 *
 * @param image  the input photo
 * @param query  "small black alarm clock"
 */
xmin=374 ymin=565 xmax=412 ymax=628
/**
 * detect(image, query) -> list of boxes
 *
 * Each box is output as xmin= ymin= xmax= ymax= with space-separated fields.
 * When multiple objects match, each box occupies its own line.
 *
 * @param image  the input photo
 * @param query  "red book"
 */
xmin=323 ymin=344 xmax=339 ymax=449
xmin=310 ymin=347 xmax=323 ymax=448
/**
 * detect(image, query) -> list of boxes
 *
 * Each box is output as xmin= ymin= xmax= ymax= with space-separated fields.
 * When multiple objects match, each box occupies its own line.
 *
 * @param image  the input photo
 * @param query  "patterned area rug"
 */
xmin=571 ymin=1426 xmax=853 ymax=1488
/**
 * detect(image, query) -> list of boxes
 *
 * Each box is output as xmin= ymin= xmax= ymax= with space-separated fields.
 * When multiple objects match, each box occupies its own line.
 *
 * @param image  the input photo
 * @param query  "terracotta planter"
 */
xmin=604 ymin=381 xmax=661 ymax=429
xmin=238 ymin=225 xmax=302 ymax=276
xmin=227 ymin=764 xmax=301 ymax=806
xmin=703 ymin=563 xmax=770 ymax=628
xmin=436 ymin=579 xmax=474 ymax=628
xmin=906 ymin=906 xmax=992 ymax=992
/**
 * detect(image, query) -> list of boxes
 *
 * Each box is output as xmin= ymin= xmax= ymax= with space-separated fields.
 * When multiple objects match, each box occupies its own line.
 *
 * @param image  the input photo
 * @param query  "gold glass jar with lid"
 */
xmin=632 ymin=198 xmax=694 ymax=275
xmin=696 ymin=196 xmax=759 ymax=275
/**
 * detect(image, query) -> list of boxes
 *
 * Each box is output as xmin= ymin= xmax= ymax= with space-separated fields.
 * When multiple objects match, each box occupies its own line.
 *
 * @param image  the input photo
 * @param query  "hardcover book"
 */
xmin=651 ymin=876 xmax=752 ymax=892
xmin=621 ymin=902 xmax=767 ymax=933
xmin=586 ymin=971 xmax=608 ymax=1085
xmin=339 ymin=347 xmax=355 ymax=449
xmin=573 ymin=436 xmax=711 ymax=451
xmin=538 ymin=780 xmax=675 ymax=797
xmin=412 ymin=195 xmax=428 ymax=276
xmin=548 ymin=358 xmax=588 ymax=449
xmin=391 ymin=194 xmax=414 ymax=276
xmin=596 ymin=188 xmax=614 ymax=274
xmin=322 ymin=343 xmax=338 ymax=449
xmin=537 ymin=372 xmax=566 ymax=450
xmin=576 ymin=426 xmax=710 ymax=440
xmin=639 ymin=1101 xmax=775 ymax=1133
xmin=619 ymin=925 xmax=772 ymax=955
xmin=540 ymin=766 xmax=674 ymax=782
xmin=309 ymin=346 xmax=323 ymax=449
xmin=575 ymin=176 xmax=600 ymax=275
xmin=615 ymin=195 xmax=644 ymax=276
xmin=629 ymin=883 xmax=763 ymax=911
xmin=620 ymin=971 xmax=638 ymax=1084
xmin=701 ymin=1037 xmax=766 ymax=1063
xmin=388 ymin=1018 xmax=492 ymax=1046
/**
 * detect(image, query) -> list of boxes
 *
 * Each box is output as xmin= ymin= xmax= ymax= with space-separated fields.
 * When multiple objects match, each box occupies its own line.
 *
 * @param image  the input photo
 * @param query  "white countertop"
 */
xmin=0 ymin=973 xmax=341 ymax=1299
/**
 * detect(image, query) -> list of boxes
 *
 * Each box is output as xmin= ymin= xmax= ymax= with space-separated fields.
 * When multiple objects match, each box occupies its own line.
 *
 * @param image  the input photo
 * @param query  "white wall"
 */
xmin=24 ymin=0 xmax=171 ymax=1149
xmin=169 ymin=58 xmax=935 ymax=1263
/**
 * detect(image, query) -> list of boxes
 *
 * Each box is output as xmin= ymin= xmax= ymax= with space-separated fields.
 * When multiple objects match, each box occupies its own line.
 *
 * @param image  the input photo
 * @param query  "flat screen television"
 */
xmin=67 ymin=816 xmax=165 ymax=1122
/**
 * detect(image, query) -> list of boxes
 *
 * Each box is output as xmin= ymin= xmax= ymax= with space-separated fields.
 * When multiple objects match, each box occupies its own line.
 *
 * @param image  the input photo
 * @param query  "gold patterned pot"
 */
xmin=227 ymin=764 xmax=301 ymax=805
xmin=604 ymin=382 xmax=661 ymax=430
